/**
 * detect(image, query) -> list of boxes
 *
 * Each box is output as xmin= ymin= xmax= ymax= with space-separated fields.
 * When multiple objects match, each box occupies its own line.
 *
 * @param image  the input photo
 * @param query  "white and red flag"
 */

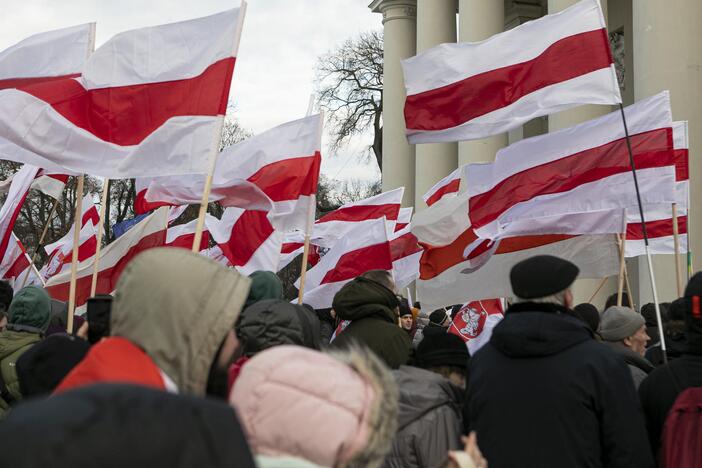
xmin=390 ymin=225 xmax=423 ymax=289
xmin=449 ymin=299 xmax=504 ymax=355
xmin=466 ymin=91 xmax=676 ymax=240
xmin=0 ymin=7 xmax=246 ymax=178
xmin=417 ymin=228 xmax=620 ymax=311
xmin=299 ymin=218 xmax=393 ymax=309
xmin=277 ymin=231 xmax=320 ymax=272
xmin=0 ymin=164 xmax=39 ymax=262
xmin=395 ymin=207 xmax=413 ymax=232
xmin=402 ymin=0 xmax=620 ymax=143
xmin=0 ymin=234 xmax=41 ymax=287
xmin=625 ymin=121 xmax=690 ymax=257
xmin=423 ymin=167 xmax=462 ymax=207
xmin=45 ymin=208 xmax=168 ymax=309
xmin=165 ymin=218 xmax=210 ymax=251
xmin=202 ymin=245 xmax=231 ymax=267
xmin=135 ymin=114 xmax=322 ymax=231
xmin=206 ymin=208 xmax=283 ymax=276
xmin=312 ymin=188 xmax=403 ymax=247
xmin=41 ymin=196 xmax=99 ymax=280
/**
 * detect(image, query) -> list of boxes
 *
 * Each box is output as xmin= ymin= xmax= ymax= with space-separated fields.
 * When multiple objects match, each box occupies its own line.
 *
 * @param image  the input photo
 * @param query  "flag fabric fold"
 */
xmin=0 ymin=7 xmax=246 ymax=178
xmin=0 ymin=164 xmax=39 ymax=261
xmin=390 ymin=225 xmax=423 ymax=290
xmin=165 ymin=218 xmax=210 ymax=251
xmin=206 ymin=208 xmax=283 ymax=276
xmin=423 ymin=167 xmax=462 ymax=207
xmin=402 ymin=0 xmax=620 ymax=143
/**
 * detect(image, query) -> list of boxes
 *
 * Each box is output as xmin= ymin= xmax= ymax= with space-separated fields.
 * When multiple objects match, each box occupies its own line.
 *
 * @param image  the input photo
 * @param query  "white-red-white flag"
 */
xmin=390 ymin=225 xmax=423 ymax=289
xmin=417 ymin=227 xmax=619 ymax=311
xmin=423 ymin=167 xmax=462 ymax=207
xmin=0 ymin=234 xmax=36 ymax=287
xmin=312 ymin=188 xmax=403 ymax=247
xmin=402 ymin=0 xmax=620 ymax=143
xmin=0 ymin=170 xmax=69 ymax=201
xmin=300 ymin=218 xmax=393 ymax=309
xmin=466 ymin=91 xmax=676 ymax=240
xmin=206 ymin=208 xmax=283 ymax=276
xmin=45 ymin=208 xmax=168 ymax=309
xmin=135 ymin=114 xmax=322 ymax=231
xmin=0 ymin=7 xmax=246 ymax=178
xmin=41 ymin=197 xmax=100 ymax=281
xmin=0 ymin=164 xmax=39 ymax=261
xmin=626 ymin=121 xmax=689 ymax=257
xmin=277 ymin=231 xmax=321 ymax=272
xmin=449 ymin=299 xmax=504 ymax=355
xmin=165 ymin=218 xmax=210 ymax=251
xmin=202 ymin=245 xmax=231 ymax=267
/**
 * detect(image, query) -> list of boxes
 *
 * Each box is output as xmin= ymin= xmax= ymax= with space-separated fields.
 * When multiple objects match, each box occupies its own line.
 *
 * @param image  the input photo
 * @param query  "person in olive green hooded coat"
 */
xmin=330 ymin=272 xmax=412 ymax=369
xmin=0 ymin=285 xmax=51 ymax=415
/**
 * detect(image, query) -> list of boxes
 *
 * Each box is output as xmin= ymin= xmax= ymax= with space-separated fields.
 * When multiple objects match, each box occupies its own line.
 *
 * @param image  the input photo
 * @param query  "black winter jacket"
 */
xmin=466 ymin=302 xmax=654 ymax=468
xmin=237 ymin=299 xmax=321 ymax=355
xmin=0 ymin=384 xmax=256 ymax=468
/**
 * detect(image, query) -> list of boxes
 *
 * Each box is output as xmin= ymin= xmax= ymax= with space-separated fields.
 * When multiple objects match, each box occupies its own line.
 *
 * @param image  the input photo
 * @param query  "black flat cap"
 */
xmin=510 ymin=255 xmax=579 ymax=299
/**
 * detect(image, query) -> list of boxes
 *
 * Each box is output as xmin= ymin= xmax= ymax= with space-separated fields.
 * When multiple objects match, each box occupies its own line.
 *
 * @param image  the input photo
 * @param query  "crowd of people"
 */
xmin=0 ymin=247 xmax=699 ymax=468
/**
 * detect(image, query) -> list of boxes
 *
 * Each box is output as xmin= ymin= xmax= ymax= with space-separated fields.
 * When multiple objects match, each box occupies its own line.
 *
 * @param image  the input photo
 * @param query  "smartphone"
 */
xmin=86 ymin=295 xmax=113 ymax=344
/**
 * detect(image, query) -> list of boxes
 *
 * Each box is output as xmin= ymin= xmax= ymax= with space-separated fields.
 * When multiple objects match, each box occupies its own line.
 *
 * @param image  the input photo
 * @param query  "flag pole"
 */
xmin=19 ymin=197 xmax=60 ymax=289
xmin=297 ymin=195 xmax=316 ymax=305
xmin=588 ymin=277 xmax=608 ymax=304
xmin=192 ymin=118 xmax=225 ymax=252
xmin=90 ymin=178 xmax=110 ymax=296
xmin=623 ymin=259 xmax=634 ymax=309
xmin=618 ymin=103 xmax=667 ymax=362
xmin=672 ymin=202 xmax=683 ymax=297
xmin=67 ymin=175 xmax=85 ymax=332
xmin=616 ymin=232 xmax=627 ymax=306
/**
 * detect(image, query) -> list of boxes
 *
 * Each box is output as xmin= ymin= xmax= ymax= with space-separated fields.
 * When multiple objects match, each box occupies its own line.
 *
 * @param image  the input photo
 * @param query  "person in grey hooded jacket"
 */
xmin=383 ymin=332 xmax=468 ymax=468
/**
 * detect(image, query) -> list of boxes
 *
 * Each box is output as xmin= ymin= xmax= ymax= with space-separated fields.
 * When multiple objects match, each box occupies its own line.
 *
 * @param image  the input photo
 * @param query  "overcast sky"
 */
xmin=0 ymin=0 xmax=382 ymax=182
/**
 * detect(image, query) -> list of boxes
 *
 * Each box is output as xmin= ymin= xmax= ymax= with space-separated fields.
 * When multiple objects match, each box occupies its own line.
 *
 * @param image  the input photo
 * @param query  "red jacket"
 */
xmin=55 ymin=337 xmax=168 ymax=394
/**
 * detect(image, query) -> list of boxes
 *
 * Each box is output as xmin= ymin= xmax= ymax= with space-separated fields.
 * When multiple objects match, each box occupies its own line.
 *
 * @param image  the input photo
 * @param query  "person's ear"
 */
xmin=564 ymin=289 xmax=574 ymax=309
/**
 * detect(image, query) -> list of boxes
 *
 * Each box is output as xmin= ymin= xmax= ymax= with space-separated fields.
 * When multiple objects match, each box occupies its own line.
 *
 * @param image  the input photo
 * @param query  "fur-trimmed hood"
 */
xmin=230 ymin=345 xmax=398 ymax=468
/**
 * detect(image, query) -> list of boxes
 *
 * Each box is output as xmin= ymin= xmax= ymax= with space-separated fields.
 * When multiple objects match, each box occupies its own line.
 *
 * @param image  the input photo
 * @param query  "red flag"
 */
xmin=449 ymin=299 xmax=504 ymax=354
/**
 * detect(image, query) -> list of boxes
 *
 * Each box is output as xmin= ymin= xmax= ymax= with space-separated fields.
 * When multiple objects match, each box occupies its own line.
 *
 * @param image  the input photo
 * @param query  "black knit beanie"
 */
xmin=416 ymin=332 xmax=469 ymax=369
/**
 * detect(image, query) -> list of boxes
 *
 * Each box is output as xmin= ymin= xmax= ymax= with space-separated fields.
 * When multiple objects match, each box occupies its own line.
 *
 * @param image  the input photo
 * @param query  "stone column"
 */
xmin=414 ymin=0 xmax=458 ymax=210
xmin=370 ymin=0 xmax=417 ymax=207
xmin=457 ymin=0 xmax=508 ymax=166
xmin=633 ymin=0 xmax=702 ymax=304
xmin=548 ymin=0 xmax=615 ymax=309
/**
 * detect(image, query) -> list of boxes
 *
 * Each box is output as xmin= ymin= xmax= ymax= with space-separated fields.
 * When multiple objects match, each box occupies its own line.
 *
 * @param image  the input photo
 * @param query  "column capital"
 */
xmin=369 ymin=0 xmax=417 ymax=24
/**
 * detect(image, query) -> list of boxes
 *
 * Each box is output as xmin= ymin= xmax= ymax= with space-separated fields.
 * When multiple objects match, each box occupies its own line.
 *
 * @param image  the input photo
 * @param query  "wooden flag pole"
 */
xmin=67 ymin=175 xmax=85 ymax=332
xmin=90 ymin=178 xmax=110 ymax=296
xmin=672 ymin=202 xmax=683 ymax=297
xmin=623 ymin=259 xmax=634 ymax=309
xmin=297 ymin=195 xmax=316 ymax=305
xmin=588 ymin=277 xmax=609 ymax=304
xmin=19 ymin=197 xmax=60 ymax=289
xmin=616 ymin=232 xmax=627 ymax=306
xmin=192 ymin=118 xmax=225 ymax=253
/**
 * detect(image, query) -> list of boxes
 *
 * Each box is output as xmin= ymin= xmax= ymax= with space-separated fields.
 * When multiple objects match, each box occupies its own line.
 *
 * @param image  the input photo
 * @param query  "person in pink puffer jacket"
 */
xmin=230 ymin=345 xmax=399 ymax=468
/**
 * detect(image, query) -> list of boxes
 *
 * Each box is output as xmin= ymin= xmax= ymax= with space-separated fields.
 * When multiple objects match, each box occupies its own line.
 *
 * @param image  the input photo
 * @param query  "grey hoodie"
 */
xmin=110 ymin=248 xmax=251 ymax=396
xmin=383 ymin=365 xmax=463 ymax=468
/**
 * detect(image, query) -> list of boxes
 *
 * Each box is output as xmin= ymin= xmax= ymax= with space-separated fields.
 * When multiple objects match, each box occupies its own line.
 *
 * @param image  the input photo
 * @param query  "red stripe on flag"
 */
xmin=165 ymin=231 xmax=209 ymax=251
xmin=419 ymin=229 xmax=574 ymax=281
xmin=247 ymin=152 xmax=321 ymax=201
xmin=320 ymin=242 xmax=393 ymax=285
xmin=46 ymin=230 xmax=166 ymax=307
xmin=317 ymin=204 xmax=400 ymax=224
xmin=469 ymin=128 xmax=673 ymax=229
xmin=16 ymin=58 xmax=235 ymax=146
xmin=281 ymin=242 xmax=304 ymax=254
xmin=47 ymin=174 xmax=70 ymax=184
xmin=82 ymin=207 xmax=99 ymax=227
xmin=219 ymin=211 xmax=274 ymax=267
xmin=426 ymin=179 xmax=460 ymax=206
xmin=390 ymin=232 xmax=423 ymax=261
xmin=0 ymin=73 xmax=81 ymax=91
xmin=627 ymin=216 xmax=688 ymax=240
xmin=134 ymin=189 xmax=174 ymax=215
xmin=675 ymin=149 xmax=689 ymax=181
xmin=0 ymin=188 xmax=31 ymax=262
xmin=4 ymin=249 xmax=29 ymax=280
xmin=405 ymin=29 xmax=612 ymax=131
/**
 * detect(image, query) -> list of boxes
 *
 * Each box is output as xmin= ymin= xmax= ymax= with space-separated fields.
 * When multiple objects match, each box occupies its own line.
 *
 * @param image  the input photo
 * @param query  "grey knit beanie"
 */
xmin=600 ymin=306 xmax=645 ymax=342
